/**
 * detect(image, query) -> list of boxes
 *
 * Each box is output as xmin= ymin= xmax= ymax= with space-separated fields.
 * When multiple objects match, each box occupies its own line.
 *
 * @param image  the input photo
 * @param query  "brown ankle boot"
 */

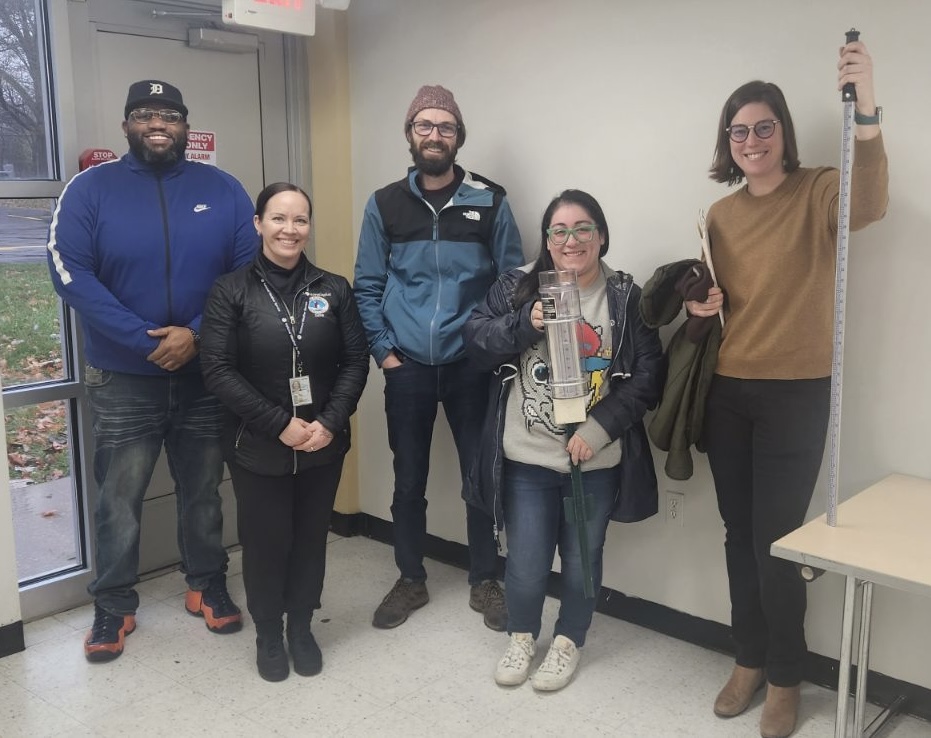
xmin=713 ymin=664 xmax=765 ymax=717
xmin=760 ymin=683 xmax=801 ymax=738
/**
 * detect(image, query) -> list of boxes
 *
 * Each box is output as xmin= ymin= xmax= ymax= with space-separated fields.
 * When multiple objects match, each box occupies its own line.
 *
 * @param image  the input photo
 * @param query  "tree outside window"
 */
xmin=0 ymin=0 xmax=52 ymax=180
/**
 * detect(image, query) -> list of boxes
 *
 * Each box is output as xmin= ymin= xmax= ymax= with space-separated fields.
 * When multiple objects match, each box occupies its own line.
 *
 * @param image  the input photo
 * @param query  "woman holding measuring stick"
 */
xmin=687 ymin=37 xmax=888 ymax=738
xmin=464 ymin=190 xmax=662 ymax=692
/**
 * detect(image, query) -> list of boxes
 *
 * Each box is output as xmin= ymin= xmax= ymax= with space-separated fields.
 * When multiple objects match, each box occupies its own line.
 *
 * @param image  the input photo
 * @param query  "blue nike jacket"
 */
xmin=47 ymin=153 xmax=257 ymax=375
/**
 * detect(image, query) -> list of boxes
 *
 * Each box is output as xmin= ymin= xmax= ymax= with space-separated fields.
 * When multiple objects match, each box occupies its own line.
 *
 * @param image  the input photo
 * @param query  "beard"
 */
xmin=409 ymin=139 xmax=457 ymax=176
xmin=127 ymin=127 xmax=188 ymax=167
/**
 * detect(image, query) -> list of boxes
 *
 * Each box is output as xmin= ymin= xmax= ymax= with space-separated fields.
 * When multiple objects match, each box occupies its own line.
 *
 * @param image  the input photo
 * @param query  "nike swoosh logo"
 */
xmin=193 ymin=204 xmax=211 ymax=213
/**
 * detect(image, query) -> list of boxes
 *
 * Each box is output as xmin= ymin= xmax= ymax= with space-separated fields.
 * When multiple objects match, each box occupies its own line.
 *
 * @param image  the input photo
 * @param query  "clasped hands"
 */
xmin=146 ymin=326 xmax=197 ymax=372
xmin=279 ymin=417 xmax=334 ymax=453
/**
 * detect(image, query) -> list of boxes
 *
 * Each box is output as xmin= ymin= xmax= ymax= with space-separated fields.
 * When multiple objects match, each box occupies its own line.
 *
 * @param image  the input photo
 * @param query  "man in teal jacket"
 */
xmin=353 ymin=84 xmax=523 ymax=631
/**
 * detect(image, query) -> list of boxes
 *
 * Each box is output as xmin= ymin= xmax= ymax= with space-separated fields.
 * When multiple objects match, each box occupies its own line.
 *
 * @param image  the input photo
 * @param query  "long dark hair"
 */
xmin=708 ymin=80 xmax=800 ymax=186
xmin=255 ymin=181 xmax=313 ymax=218
xmin=512 ymin=189 xmax=610 ymax=308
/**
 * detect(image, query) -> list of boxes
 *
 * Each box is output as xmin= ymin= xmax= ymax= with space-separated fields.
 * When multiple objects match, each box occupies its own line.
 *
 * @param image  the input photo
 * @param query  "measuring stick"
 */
xmin=697 ymin=209 xmax=725 ymax=327
xmin=827 ymin=28 xmax=860 ymax=527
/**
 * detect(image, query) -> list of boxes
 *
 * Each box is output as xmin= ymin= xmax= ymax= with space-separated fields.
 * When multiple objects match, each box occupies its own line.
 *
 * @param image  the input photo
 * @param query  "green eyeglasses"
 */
xmin=547 ymin=224 xmax=598 ymax=246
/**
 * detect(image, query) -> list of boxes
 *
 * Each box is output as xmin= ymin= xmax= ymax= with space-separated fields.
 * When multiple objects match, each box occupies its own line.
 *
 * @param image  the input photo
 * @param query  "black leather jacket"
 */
xmin=462 ymin=265 xmax=665 ymax=538
xmin=200 ymin=254 xmax=369 ymax=476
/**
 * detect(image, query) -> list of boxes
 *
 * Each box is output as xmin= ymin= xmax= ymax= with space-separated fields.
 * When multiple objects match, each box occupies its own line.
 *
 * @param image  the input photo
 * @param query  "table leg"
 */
xmin=853 ymin=581 xmax=873 ymax=735
xmin=836 ymin=575 xmax=858 ymax=738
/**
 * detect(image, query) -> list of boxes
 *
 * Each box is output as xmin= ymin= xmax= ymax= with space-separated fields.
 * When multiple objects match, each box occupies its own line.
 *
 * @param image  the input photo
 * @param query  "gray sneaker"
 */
xmin=372 ymin=578 xmax=429 ymax=629
xmin=470 ymin=580 xmax=508 ymax=632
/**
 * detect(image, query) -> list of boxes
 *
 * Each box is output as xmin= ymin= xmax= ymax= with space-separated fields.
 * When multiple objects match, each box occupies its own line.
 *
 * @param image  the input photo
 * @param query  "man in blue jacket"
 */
xmin=354 ymin=85 xmax=523 ymax=631
xmin=47 ymin=80 xmax=256 ymax=662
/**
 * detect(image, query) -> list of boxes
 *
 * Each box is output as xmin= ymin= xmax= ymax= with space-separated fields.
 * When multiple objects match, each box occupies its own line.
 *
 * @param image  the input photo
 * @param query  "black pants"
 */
xmin=703 ymin=375 xmax=830 ymax=686
xmin=228 ymin=458 xmax=344 ymax=629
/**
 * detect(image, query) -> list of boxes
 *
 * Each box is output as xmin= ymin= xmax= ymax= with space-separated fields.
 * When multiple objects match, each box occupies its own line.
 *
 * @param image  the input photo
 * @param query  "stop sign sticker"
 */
xmin=78 ymin=148 xmax=118 ymax=171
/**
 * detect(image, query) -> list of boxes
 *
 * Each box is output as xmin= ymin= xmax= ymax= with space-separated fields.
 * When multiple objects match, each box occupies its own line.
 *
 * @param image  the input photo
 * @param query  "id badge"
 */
xmin=289 ymin=375 xmax=313 ymax=406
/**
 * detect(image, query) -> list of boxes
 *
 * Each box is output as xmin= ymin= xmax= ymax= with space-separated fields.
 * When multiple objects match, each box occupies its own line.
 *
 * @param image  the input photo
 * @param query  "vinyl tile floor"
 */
xmin=1 ymin=535 xmax=929 ymax=737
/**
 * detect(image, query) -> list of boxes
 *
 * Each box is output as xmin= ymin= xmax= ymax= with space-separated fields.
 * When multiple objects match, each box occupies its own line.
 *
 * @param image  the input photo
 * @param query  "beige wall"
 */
xmin=342 ymin=0 xmax=931 ymax=690
xmin=308 ymin=10 xmax=360 ymax=514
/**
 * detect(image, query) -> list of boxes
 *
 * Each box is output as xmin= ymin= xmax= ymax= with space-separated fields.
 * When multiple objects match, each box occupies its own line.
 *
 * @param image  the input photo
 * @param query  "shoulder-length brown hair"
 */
xmin=709 ymin=80 xmax=800 ymax=186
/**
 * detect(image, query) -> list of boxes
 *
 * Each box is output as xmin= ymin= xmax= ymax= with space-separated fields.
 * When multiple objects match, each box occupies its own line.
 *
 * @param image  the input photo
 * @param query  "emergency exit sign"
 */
xmin=222 ymin=0 xmax=315 ymax=36
xmin=185 ymin=131 xmax=217 ymax=166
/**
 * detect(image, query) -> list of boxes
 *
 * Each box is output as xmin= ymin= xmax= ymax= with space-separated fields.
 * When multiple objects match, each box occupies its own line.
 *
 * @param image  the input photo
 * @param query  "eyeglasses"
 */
xmin=128 ymin=108 xmax=185 ymax=124
xmin=410 ymin=119 xmax=459 ymax=138
xmin=547 ymin=224 xmax=598 ymax=246
xmin=726 ymin=119 xmax=780 ymax=143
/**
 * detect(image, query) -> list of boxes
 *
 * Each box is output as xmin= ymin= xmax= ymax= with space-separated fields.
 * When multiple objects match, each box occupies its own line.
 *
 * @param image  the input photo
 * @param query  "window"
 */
xmin=0 ymin=198 xmax=62 ymax=388
xmin=0 ymin=0 xmax=55 ymax=180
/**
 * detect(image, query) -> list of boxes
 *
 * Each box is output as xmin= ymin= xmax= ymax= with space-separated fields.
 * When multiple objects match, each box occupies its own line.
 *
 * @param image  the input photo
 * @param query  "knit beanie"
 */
xmin=404 ymin=85 xmax=466 ymax=145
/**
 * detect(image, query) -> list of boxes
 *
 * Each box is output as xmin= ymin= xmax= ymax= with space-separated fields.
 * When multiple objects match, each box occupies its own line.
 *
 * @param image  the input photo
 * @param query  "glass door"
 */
xmin=7 ymin=0 xmax=296 ymax=620
xmin=0 ymin=0 xmax=93 ymax=618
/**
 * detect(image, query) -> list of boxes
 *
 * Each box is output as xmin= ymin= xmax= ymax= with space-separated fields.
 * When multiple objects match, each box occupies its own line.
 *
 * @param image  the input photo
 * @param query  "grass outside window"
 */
xmin=1 ymin=261 xmax=68 ymax=483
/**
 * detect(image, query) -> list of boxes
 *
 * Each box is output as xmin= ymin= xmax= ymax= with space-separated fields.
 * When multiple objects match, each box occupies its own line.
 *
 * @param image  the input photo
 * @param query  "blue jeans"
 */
xmin=503 ymin=460 xmax=616 ymax=647
xmin=85 ymin=368 xmax=228 ymax=615
xmin=383 ymin=355 xmax=497 ymax=585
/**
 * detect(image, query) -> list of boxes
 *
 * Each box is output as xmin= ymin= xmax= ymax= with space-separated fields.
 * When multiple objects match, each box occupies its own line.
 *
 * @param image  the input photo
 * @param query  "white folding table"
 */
xmin=771 ymin=474 xmax=931 ymax=737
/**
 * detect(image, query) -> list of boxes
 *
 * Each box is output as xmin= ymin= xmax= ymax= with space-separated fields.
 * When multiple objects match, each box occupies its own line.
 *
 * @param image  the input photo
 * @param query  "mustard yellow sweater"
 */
xmin=707 ymin=134 xmax=888 ymax=379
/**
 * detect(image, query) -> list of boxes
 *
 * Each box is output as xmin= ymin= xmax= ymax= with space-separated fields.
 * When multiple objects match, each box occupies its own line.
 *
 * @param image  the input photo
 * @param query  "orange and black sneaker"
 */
xmin=185 ymin=579 xmax=243 ymax=634
xmin=84 ymin=604 xmax=136 ymax=663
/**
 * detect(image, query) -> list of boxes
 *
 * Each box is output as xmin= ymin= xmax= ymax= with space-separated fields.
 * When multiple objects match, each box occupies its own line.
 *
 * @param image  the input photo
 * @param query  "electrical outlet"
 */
xmin=665 ymin=491 xmax=684 ymax=527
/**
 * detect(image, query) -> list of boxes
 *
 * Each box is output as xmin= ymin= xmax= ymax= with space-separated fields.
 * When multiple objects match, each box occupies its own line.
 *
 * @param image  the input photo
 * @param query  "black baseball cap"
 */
xmin=124 ymin=80 xmax=188 ymax=119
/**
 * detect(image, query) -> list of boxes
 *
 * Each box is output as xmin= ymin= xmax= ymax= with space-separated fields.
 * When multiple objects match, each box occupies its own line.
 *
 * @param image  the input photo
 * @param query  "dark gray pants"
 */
xmin=703 ymin=375 xmax=830 ymax=686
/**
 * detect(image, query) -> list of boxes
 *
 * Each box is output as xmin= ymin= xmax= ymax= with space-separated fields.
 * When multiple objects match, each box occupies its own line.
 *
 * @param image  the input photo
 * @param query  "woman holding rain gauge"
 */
xmin=464 ymin=189 xmax=663 ymax=692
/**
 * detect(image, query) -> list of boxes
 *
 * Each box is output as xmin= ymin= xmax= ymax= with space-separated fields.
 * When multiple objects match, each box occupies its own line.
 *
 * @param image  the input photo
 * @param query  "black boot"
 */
xmin=255 ymin=620 xmax=289 ymax=682
xmin=286 ymin=614 xmax=322 ymax=677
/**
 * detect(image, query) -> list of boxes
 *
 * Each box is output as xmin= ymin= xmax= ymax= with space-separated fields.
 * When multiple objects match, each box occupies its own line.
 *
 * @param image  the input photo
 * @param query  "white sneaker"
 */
xmin=530 ymin=635 xmax=580 ymax=692
xmin=494 ymin=632 xmax=536 ymax=686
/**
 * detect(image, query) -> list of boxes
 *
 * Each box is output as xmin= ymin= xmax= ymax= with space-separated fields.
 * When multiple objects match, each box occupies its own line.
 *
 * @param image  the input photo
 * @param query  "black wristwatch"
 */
xmin=854 ymin=106 xmax=882 ymax=125
xmin=189 ymin=328 xmax=201 ymax=347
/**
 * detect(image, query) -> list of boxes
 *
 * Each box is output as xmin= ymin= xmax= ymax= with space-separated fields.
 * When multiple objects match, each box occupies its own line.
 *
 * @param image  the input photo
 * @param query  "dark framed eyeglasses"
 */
xmin=128 ymin=108 xmax=185 ymax=124
xmin=726 ymin=119 xmax=780 ymax=143
xmin=547 ymin=224 xmax=598 ymax=246
xmin=410 ymin=119 xmax=459 ymax=138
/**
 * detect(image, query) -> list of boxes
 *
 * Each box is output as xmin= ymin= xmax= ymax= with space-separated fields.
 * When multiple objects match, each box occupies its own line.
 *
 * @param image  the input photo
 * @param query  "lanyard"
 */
xmin=260 ymin=278 xmax=309 ymax=375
